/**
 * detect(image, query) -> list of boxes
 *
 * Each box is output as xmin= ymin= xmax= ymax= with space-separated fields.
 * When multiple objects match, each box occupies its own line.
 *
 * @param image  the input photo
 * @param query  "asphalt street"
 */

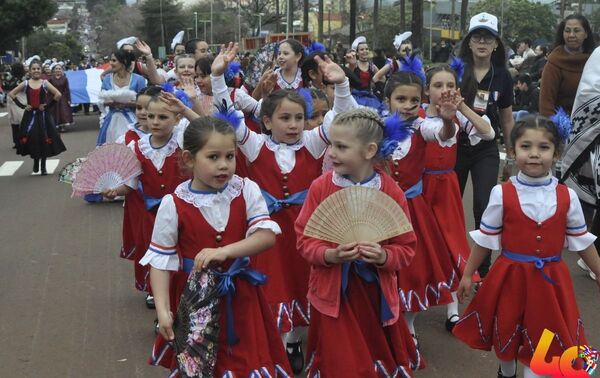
xmin=0 ymin=111 xmax=598 ymax=377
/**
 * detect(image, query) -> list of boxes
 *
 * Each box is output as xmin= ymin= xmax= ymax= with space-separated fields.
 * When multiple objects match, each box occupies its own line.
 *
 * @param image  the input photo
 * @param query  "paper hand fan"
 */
xmin=58 ymin=158 xmax=86 ymax=184
xmin=71 ymin=143 xmax=141 ymax=197
xmin=303 ymin=186 xmax=413 ymax=244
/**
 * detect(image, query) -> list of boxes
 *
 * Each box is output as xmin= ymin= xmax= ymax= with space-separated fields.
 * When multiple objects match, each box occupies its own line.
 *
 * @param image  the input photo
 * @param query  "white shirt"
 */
xmin=419 ymin=113 xmax=495 ymax=147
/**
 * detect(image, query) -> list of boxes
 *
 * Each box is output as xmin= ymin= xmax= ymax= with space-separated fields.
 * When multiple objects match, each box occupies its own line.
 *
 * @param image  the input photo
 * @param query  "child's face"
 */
xmin=29 ymin=64 xmax=42 ymax=79
xmin=185 ymin=132 xmax=237 ymax=191
xmin=146 ymin=101 xmax=179 ymax=139
xmin=135 ymin=95 xmax=151 ymax=128
xmin=195 ymin=68 xmax=212 ymax=96
xmin=357 ymin=43 xmax=370 ymax=61
xmin=425 ymin=71 xmax=456 ymax=106
xmin=305 ymin=98 xmax=330 ymax=130
xmin=513 ymin=128 xmax=557 ymax=178
xmin=328 ymin=124 xmax=375 ymax=180
xmin=176 ymin=57 xmax=196 ymax=80
xmin=387 ymin=84 xmax=421 ymax=119
xmin=277 ymin=42 xmax=301 ymax=70
xmin=263 ymin=99 xmax=305 ymax=144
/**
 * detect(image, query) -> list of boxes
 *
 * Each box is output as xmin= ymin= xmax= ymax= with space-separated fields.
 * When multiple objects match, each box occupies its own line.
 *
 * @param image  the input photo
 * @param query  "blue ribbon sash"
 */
xmin=97 ymin=108 xmax=135 ymax=145
xmin=423 ymin=169 xmax=453 ymax=175
xmin=501 ymin=250 xmax=561 ymax=285
xmin=261 ymin=189 xmax=308 ymax=214
xmin=137 ymin=181 xmax=162 ymax=210
xmin=404 ymin=179 xmax=423 ymax=199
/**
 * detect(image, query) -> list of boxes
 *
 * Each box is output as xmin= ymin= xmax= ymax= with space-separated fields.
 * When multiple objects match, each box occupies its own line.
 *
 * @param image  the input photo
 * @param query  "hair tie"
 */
xmin=213 ymin=99 xmax=243 ymax=130
xmin=400 ymin=55 xmax=426 ymax=84
xmin=304 ymin=41 xmax=326 ymax=56
xmin=550 ymin=107 xmax=572 ymax=143
xmin=449 ymin=57 xmax=465 ymax=83
xmin=379 ymin=112 xmax=414 ymax=157
xmin=225 ymin=61 xmax=242 ymax=83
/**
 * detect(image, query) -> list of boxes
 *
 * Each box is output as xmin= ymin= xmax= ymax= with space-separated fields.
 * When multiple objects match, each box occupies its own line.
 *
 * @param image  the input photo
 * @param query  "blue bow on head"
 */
xmin=261 ymin=189 xmax=308 ymax=214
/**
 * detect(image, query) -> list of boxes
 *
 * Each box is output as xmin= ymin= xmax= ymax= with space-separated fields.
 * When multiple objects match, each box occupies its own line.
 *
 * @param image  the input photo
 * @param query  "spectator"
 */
xmin=513 ymin=74 xmax=539 ymax=120
xmin=529 ymin=44 xmax=548 ymax=82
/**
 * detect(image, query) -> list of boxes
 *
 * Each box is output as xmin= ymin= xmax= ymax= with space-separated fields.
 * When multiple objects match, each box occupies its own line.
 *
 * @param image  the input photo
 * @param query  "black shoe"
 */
xmin=41 ymin=169 xmax=47 ymax=176
xmin=33 ymin=160 xmax=39 ymax=173
xmin=12 ymin=144 xmax=16 ymax=149
xmin=445 ymin=314 xmax=460 ymax=332
xmin=497 ymin=365 xmax=516 ymax=378
xmin=146 ymin=294 xmax=155 ymax=309
xmin=286 ymin=341 xmax=304 ymax=375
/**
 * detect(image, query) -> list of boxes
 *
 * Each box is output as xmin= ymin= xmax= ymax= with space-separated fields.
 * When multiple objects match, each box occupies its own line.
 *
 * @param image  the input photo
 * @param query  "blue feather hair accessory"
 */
xmin=379 ymin=112 xmax=415 ymax=158
xmin=225 ymin=61 xmax=242 ymax=82
xmin=160 ymin=82 xmax=193 ymax=109
xmin=305 ymin=41 xmax=326 ymax=56
xmin=550 ymin=107 xmax=572 ymax=143
xmin=400 ymin=55 xmax=426 ymax=85
xmin=297 ymin=88 xmax=314 ymax=119
xmin=213 ymin=99 xmax=243 ymax=130
xmin=449 ymin=57 xmax=465 ymax=83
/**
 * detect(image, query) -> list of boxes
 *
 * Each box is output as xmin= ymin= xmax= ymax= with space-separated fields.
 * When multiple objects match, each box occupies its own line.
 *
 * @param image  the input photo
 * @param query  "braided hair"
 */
xmin=332 ymin=108 xmax=384 ymax=146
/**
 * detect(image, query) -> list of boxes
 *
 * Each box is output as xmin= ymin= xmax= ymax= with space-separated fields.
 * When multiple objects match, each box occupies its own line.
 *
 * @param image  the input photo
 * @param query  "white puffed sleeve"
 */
xmin=469 ymin=184 xmax=504 ymax=250
xmin=242 ymin=178 xmax=281 ymax=238
xmin=320 ymin=78 xmax=359 ymax=141
xmin=457 ymin=112 xmax=495 ymax=145
xmin=565 ymin=188 xmax=597 ymax=251
xmin=419 ymin=116 xmax=459 ymax=146
xmin=139 ymin=195 xmax=180 ymax=271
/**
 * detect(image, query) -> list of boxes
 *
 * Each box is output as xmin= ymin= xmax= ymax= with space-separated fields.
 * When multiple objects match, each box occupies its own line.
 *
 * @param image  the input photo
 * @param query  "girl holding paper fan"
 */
xmin=139 ymin=116 xmax=291 ymax=377
xmin=453 ymin=115 xmax=600 ymax=378
xmin=252 ymin=38 xmax=305 ymax=100
xmin=295 ymin=108 xmax=424 ymax=377
xmin=210 ymin=43 xmax=356 ymax=374
xmin=421 ymin=62 xmax=495 ymax=331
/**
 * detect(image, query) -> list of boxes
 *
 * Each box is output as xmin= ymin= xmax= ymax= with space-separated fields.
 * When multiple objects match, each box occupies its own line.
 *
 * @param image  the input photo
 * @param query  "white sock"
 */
xmin=403 ymin=312 xmax=418 ymax=335
xmin=447 ymin=292 xmax=459 ymax=318
xmin=523 ymin=366 xmax=547 ymax=378
xmin=499 ymin=360 xmax=516 ymax=377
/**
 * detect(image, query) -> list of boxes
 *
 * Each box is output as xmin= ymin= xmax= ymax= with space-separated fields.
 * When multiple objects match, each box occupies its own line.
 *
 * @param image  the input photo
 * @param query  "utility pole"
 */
xmin=318 ymin=0 xmax=324 ymax=41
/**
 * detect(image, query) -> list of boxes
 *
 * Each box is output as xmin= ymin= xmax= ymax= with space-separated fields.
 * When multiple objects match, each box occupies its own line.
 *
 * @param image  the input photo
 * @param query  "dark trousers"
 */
xmin=455 ymin=142 xmax=500 ymax=278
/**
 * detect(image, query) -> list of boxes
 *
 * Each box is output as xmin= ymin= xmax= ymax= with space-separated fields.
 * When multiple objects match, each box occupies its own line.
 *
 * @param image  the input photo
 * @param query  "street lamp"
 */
xmin=426 ymin=0 xmax=435 ymax=61
xmin=194 ymin=12 xmax=198 ymax=38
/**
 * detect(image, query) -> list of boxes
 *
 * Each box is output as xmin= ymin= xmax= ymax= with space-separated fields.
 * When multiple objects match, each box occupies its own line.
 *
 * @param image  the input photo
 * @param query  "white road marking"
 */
xmin=0 ymin=112 xmax=7 ymax=118
xmin=31 ymin=159 xmax=60 ymax=175
xmin=0 ymin=161 xmax=24 ymax=176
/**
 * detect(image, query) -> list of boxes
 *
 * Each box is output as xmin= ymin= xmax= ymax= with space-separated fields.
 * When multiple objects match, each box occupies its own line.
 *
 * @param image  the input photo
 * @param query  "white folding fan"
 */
xmin=303 ymin=186 xmax=413 ymax=244
xmin=72 ymin=143 xmax=141 ymax=197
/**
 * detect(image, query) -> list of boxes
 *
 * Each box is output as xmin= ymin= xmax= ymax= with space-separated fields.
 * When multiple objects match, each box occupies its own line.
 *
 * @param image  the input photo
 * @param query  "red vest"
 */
xmin=134 ymin=143 xmax=187 ymax=199
xmin=381 ymin=132 xmax=426 ymax=191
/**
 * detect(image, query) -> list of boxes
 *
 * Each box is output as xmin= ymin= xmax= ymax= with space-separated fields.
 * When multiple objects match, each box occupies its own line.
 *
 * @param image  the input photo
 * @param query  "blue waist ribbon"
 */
xmin=182 ymin=256 xmax=266 ymax=345
xmin=25 ymin=110 xmax=41 ymax=134
xmin=137 ymin=181 xmax=162 ymax=210
xmin=341 ymin=260 xmax=394 ymax=323
xmin=97 ymin=108 xmax=135 ymax=145
xmin=261 ymin=189 xmax=308 ymax=214
xmin=424 ymin=169 xmax=453 ymax=175
xmin=404 ymin=179 xmax=423 ymax=199
xmin=501 ymin=250 xmax=561 ymax=285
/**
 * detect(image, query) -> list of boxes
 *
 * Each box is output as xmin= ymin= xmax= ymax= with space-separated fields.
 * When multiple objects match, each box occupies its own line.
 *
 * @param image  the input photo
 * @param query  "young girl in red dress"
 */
xmin=139 ymin=116 xmax=291 ymax=377
xmin=453 ymin=116 xmax=600 ymax=378
xmin=295 ymin=108 xmax=424 ymax=377
xmin=210 ymin=44 xmax=355 ymax=374
xmin=420 ymin=65 xmax=495 ymax=330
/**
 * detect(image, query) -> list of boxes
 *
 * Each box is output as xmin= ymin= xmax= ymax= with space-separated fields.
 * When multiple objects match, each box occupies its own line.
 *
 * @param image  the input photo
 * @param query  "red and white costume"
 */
xmin=421 ymin=113 xmax=494 ymax=277
xmin=453 ymin=172 xmax=594 ymax=366
xmin=273 ymin=67 xmax=304 ymax=92
xmin=139 ymin=176 xmax=292 ymax=377
xmin=211 ymin=73 xmax=355 ymax=331
xmin=295 ymin=170 xmax=424 ymax=377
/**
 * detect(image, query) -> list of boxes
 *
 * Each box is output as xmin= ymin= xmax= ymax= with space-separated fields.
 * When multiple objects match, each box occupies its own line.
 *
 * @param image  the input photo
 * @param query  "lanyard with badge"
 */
xmin=473 ymin=65 xmax=494 ymax=114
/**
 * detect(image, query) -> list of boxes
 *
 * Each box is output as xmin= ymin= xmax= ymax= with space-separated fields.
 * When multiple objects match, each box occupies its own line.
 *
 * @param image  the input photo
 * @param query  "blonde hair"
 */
xmin=331 ymin=108 xmax=384 ymax=145
xmin=175 ymin=54 xmax=195 ymax=67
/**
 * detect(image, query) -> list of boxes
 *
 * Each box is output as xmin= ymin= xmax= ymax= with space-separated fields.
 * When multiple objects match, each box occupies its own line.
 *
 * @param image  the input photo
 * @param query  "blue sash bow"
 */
xmin=261 ymin=189 xmax=307 ymax=214
xmin=404 ymin=179 xmax=423 ymax=199
xmin=424 ymin=169 xmax=453 ymax=175
xmin=501 ymin=250 xmax=561 ymax=285
xmin=137 ymin=181 xmax=162 ymax=210
xmin=97 ymin=108 xmax=135 ymax=145
xmin=341 ymin=260 xmax=394 ymax=323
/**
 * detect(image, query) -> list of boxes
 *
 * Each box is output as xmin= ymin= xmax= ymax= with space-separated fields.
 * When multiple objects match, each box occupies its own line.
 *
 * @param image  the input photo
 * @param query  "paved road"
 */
xmin=0 ymin=111 xmax=598 ymax=377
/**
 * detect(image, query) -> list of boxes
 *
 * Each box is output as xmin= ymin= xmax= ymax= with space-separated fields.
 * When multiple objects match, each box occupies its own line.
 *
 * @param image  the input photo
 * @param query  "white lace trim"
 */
xmin=332 ymin=171 xmax=382 ymax=189
xmin=174 ymin=176 xmax=244 ymax=209
xmin=391 ymin=137 xmax=412 ymax=161
xmin=511 ymin=172 xmax=557 ymax=192
xmin=264 ymin=135 xmax=305 ymax=152
xmin=275 ymin=67 xmax=302 ymax=90
xmin=137 ymin=133 xmax=179 ymax=170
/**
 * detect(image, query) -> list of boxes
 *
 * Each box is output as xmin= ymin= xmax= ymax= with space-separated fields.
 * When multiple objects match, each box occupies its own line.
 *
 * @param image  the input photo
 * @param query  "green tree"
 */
xmin=0 ymin=0 xmax=58 ymax=52
xmin=138 ymin=0 xmax=186 ymax=50
xmin=363 ymin=4 xmax=413 ymax=54
xmin=470 ymin=0 xmax=556 ymax=42
xmin=92 ymin=3 xmax=141 ymax=56
xmin=589 ymin=6 xmax=600 ymax=33
xmin=25 ymin=30 xmax=83 ymax=62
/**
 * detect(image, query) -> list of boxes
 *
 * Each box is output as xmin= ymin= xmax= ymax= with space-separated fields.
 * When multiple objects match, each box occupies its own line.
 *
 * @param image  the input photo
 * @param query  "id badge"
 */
xmin=473 ymin=90 xmax=489 ymax=113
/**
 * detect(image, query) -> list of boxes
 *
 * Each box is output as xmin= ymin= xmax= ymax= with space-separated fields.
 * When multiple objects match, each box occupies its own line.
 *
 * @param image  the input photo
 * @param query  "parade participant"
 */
xmin=345 ymin=36 xmax=377 ymax=92
xmin=421 ymin=64 xmax=495 ymax=331
xmin=456 ymin=12 xmax=514 ymax=278
xmin=453 ymin=115 xmax=600 ymax=378
xmin=5 ymin=62 xmax=27 ymax=148
xmin=539 ymin=14 xmax=595 ymax=116
xmin=210 ymin=43 xmax=355 ymax=374
xmin=97 ymin=49 xmax=147 ymax=145
xmin=294 ymin=108 xmax=424 ymax=377
xmin=138 ymin=115 xmax=291 ymax=377
xmin=9 ymin=59 xmax=65 ymax=175
xmin=253 ymin=38 xmax=305 ymax=99
xmin=373 ymin=32 xmax=414 ymax=84
xmin=301 ymin=51 xmax=335 ymax=106
xmin=48 ymin=62 xmax=73 ymax=132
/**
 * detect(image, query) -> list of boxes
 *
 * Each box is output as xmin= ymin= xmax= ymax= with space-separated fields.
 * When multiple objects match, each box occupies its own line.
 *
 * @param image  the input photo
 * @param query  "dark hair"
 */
xmin=553 ymin=14 xmax=595 ymax=53
xmin=259 ymin=90 xmax=306 ymax=134
xmin=510 ymin=115 xmax=562 ymax=153
xmin=173 ymin=43 xmax=185 ymax=52
xmin=183 ymin=116 xmax=236 ymax=156
xmin=301 ymin=52 xmax=326 ymax=85
xmin=520 ymin=38 xmax=532 ymax=48
xmin=28 ymin=59 xmax=42 ymax=69
xmin=113 ymin=49 xmax=135 ymax=69
xmin=185 ymin=39 xmax=206 ymax=54
xmin=536 ymin=44 xmax=549 ymax=57
xmin=516 ymin=73 xmax=532 ymax=86
xmin=425 ymin=65 xmax=458 ymax=88
xmin=195 ymin=56 xmax=214 ymax=76
xmin=137 ymin=85 xmax=163 ymax=99
xmin=11 ymin=62 xmax=25 ymax=78
xmin=383 ymin=71 xmax=423 ymax=99
xmin=307 ymin=88 xmax=330 ymax=118
xmin=279 ymin=38 xmax=305 ymax=65
xmin=458 ymin=30 xmax=507 ymax=107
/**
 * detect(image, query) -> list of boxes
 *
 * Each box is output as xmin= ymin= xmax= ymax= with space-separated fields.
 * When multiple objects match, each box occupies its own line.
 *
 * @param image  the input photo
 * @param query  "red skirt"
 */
xmin=120 ymin=190 xmax=144 ymax=261
xmin=134 ymin=208 xmax=156 ymax=293
xmin=252 ymin=206 xmax=311 ymax=332
xmin=149 ymin=270 xmax=292 ymax=377
xmin=452 ymin=256 xmax=586 ymax=365
xmin=398 ymin=195 xmax=458 ymax=312
xmin=305 ymin=270 xmax=425 ymax=377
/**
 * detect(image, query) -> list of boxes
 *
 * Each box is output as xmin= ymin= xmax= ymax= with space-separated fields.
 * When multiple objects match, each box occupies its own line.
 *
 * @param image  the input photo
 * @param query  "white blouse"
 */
xmin=139 ymin=175 xmax=281 ymax=271
xmin=471 ymin=171 xmax=596 ymax=252
xmin=332 ymin=171 xmax=382 ymax=189
xmin=419 ymin=112 xmax=495 ymax=147
xmin=124 ymin=133 xmax=181 ymax=189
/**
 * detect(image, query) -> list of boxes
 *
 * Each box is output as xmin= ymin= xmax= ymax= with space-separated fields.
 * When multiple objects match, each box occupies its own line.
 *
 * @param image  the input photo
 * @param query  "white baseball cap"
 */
xmin=468 ymin=12 xmax=499 ymax=36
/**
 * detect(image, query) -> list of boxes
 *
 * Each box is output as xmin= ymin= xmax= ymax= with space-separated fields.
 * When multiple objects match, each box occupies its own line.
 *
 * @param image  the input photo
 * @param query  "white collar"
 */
xmin=264 ymin=135 xmax=305 ymax=152
xmin=138 ymin=133 xmax=179 ymax=170
xmin=275 ymin=67 xmax=302 ymax=89
xmin=174 ymin=176 xmax=244 ymax=209
xmin=511 ymin=171 xmax=557 ymax=192
xmin=332 ymin=171 xmax=382 ymax=189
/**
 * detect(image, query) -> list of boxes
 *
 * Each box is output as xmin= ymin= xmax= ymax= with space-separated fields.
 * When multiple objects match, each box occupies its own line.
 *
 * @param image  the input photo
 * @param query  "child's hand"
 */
xmin=452 ymin=88 xmax=465 ymax=108
xmin=436 ymin=90 xmax=458 ymax=121
xmin=157 ymin=310 xmax=174 ymax=340
xmin=344 ymin=51 xmax=357 ymax=66
xmin=456 ymin=276 xmax=473 ymax=303
xmin=324 ymin=242 xmax=359 ymax=264
xmin=358 ymin=241 xmax=388 ymax=265
xmin=315 ymin=55 xmax=347 ymax=84
xmin=193 ymin=247 xmax=229 ymax=270
xmin=159 ymin=92 xmax=187 ymax=114
xmin=211 ymin=42 xmax=239 ymax=76
xmin=102 ymin=188 xmax=119 ymax=199
xmin=179 ymin=76 xmax=197 ymax=100
xmin=258 ymin=69 xmax=277 ymax=97
xmin=25 ymin=105 xmax=32 ymax=111
xmin=135 ymin=40 xmax=152 ymax=57
xmin=39 ymin=103 xmax=46 ymax=111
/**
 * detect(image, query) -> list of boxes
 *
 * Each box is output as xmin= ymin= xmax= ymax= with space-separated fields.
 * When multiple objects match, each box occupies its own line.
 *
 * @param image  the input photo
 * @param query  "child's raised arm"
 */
xmin=159 ymin=91 xmax=200 ymax=121
xmin=456 ymin=89 xmax=495 ymax=140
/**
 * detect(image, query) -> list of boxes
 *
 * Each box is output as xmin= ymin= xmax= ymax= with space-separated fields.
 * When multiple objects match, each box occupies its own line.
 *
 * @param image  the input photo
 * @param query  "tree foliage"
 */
xmin=0 ymin=0 xmax=58 ymax=51
xmin=93 ymin=3 xmax=142 ymax=56
xmin=26 ymin=30 xmax=83 ymax=62
xmin=138 ymin=0 xmax=186 ymax=50
xmin=362 ymin=4 xmax=413 ymax=52
xmin=470 ymin=0 xmax=556 ymax=42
